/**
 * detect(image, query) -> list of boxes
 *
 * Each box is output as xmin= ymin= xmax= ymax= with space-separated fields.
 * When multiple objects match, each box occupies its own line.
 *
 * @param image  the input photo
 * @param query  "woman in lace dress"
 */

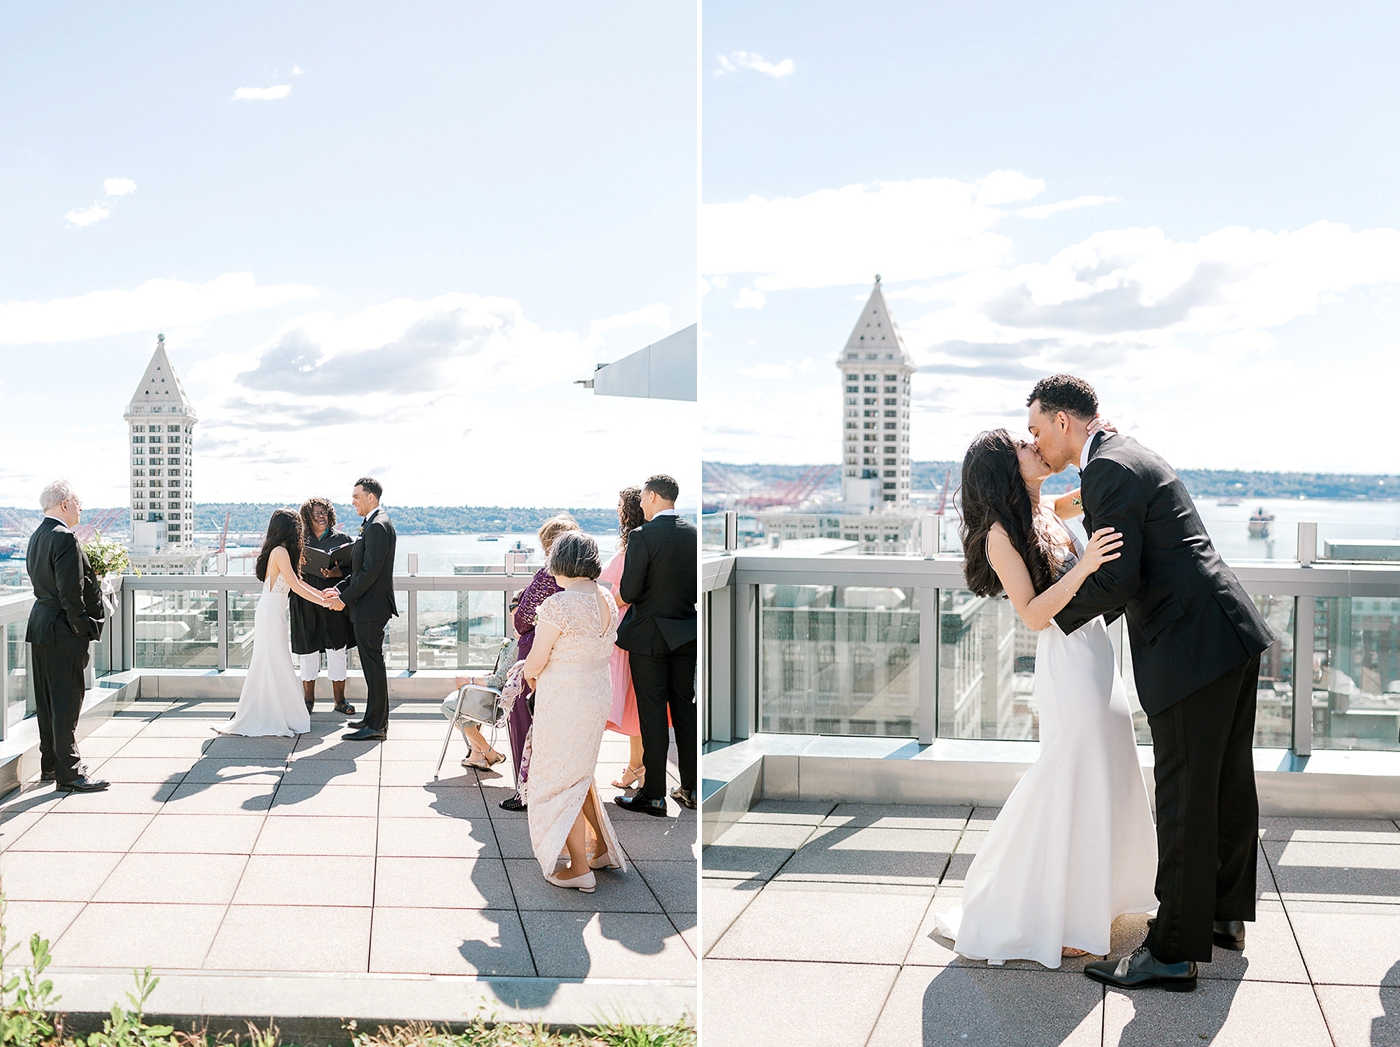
xmin=219 ymin=509 xmax=332 ymax=738
xmin=600 ymin=486 xmax=647 ymax=789
xmin=521 ymin=531 xmax=626 ymax=893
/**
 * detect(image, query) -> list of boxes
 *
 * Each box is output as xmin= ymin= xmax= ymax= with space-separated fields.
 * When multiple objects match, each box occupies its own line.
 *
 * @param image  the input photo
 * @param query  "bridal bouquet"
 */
xmin=82 ymin=532 xmax=136 ymax=579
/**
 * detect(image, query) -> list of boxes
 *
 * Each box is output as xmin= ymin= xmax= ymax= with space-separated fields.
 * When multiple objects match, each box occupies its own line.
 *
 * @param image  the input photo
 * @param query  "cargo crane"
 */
xmin=74 ymin=507 xmax=125 ymax=543
xmin=733 ymin=464 xmax=838 ymax=510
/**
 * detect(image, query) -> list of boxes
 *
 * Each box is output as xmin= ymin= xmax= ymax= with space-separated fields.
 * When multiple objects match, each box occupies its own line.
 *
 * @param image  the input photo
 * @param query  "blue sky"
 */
xmin=702 ymin=2 xmax=1400 ymax=473
xmin=0 ymin=3 xmax=698 ymax=509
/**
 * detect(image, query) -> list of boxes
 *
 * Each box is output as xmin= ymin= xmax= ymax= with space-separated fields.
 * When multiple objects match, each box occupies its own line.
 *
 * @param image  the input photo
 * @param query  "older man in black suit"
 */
xmin=25 ymin=481 xmax=108 ymax=792
xmin=1027 ymin=375 xmax=1275 ymax=992
xmin=613 ymin=474 xmax=698 ymax=816
xmin=327 ymin=477 xmax=398 ymax=741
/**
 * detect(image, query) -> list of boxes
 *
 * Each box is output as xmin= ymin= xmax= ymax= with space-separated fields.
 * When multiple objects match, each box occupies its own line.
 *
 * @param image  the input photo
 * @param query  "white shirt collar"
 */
xmin=364 ymin=507 xmax=380 ymax=524
xmin=1079 ymin=432 xmax=1101 ymax=470
xmin=653 ymin=508 xmax=677 ymax=518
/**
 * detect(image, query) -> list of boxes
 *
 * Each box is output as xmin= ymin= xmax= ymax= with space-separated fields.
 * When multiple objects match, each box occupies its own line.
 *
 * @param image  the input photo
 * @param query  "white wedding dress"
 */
xmin=935 ymin=536 xmax=1158 ymax=968
xmin=218 ymin=573 xmax=311 ymax=738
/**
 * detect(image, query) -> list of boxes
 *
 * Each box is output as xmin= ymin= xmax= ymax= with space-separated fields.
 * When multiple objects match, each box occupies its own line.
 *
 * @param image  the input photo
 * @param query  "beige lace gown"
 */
xmin=525 ymin=588 xmax=626 ymax=876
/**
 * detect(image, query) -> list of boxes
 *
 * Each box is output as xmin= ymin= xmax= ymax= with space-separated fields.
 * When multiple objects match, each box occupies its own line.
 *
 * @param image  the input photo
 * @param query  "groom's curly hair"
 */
xmin=1027 ymin=374 xmax=1098 ymax=421
xmin=959 ymin=430 xmax=1064 ymax=598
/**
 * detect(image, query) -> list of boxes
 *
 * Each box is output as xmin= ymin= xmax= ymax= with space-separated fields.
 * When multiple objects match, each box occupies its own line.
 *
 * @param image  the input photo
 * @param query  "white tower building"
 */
xmin=840 ymin=276 xmax=914 ymax=511
xmin=124 ymin=335 xmax=201 ymax=573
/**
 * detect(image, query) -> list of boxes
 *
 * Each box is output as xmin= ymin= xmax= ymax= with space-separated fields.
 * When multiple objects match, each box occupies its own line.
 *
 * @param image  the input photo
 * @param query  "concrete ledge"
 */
xmin=49 ymin=970 xmax=695 ymax=1042
xmin=702 ymin=734 xmax=1400 ymax=827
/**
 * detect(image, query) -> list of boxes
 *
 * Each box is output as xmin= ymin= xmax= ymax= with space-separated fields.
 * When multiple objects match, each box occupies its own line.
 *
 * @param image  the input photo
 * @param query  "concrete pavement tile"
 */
xmin=775 ymin=825 xmax=957 ymax=886
xmin=0 ymin=784 xmax=68 ymax=819
xmin=674 ymin=917 xmax=697 ymax=957
xmin=611 ymin=812 xmax=698 ymax=862
xmin=481 ymin=783 xmax=526 ymax=817
xmin=106 ymin=735 xmax=215 ymax=760
xmin=822 ymin=803 xmax=973 ymax=831
xmin=281 ymin=759 xmax=381 ymax=787
xmin=376 ymin=785 xmax=486 ymax=820
xmin=232 ymin=854 xmax=375 ymax=906
xmin=135 ymin=718 xmax=229 ymax=737
xmin=0 ymin=900 xmax=85 ymax=954
xmin=376 ymin=817 xmax=499 ymax=859
xmin=521 ymin=911 xmax=696 ymax=980
xmin=1315 ymin=984 xmax=1400 ymax=1047
xmin=164 ymin=782 xmax=274 ymax=814
xmin=631 ymin=860 xmax=697 ymax=914
xmin=252 ymin=815 xmax=378 ymax=856
xmin=733 ymin=799 xmax=837 ymax=826
xmin=7 ymin=812 xmax=154 ymax=852
xmin=85 ymin=757 xmax=192 ymax=784
xmin=269 ymin=783 xmax=379 ymax=817
xmin=380 ymin=739 xmax=453 ymax=762
xmin=701 ymin=959 xmax=898 ymax=1047
xmin=1285 ymin=906 xmax=1400 ymax=985
xmin=872 ymin=966 xmax=1103 ymax=1047
xmin=51 ymin=781 xmax=177 ymax=814
xmin=205 ymin=905 xmax=370 ymax=973
xmin=200 ymin=735 xmax=298 ymax=760
xmin=56 ymin=902 xmax=226 ymax=969
xmin=504 ymin=858 xmax=663 ymax=913
xmin=897 ymin=886 xmax=964 ymax=968
xmin=0 ymin=807 xmax=49 ymax=848
xmin=1103 ymin=977 xmax=1332 ymax=1046
xmin=941 ymin=831 xmax=987 ymax=886
xmin=487 ymin=815 xmax=535 ymax=859
xmin=1266 ymin=839 xmax=1400 ymax=899
xmin=290 ymin=737 xmax=383 ymax=760
xmin=83 ymin=717 xmax=149 ymax=736
xmin=1259 ymin=816 xmax=1398 ymax=843
xmin=131 ymin=813 xmax=264 ymax=854
xmin=181 ymin=757 xmax=286 ymax=785
xmin=369 ymin=907 xmax=536 ymax=976
xmin=373 ymin=856 xmax=515 ymax=910
xmin=94 ymin=852 xmax=248 ymax=904
xmin=379 ymin=761 xmax=466 ymax=787
xmin=702 ymin=821 xmax=813 ymax=880
xmin=969 ymin=806 xmax=1001 ymax=828
xmin=701 ymin=879 xmax=764 ymax=956
xmin=66 ymin=735 xmax=133 ymax=759
xmin=709 ymin=879 xmax=933 ymax=965
xmin=0 ymin=850 xmax=124 ymax=901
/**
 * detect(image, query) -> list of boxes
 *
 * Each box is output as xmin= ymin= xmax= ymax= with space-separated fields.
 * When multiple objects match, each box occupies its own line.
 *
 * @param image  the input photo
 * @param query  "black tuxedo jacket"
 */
xmin=25 ymin=516 xmax=105 ymax=646
xmin=1055 ymin=432 xmax=1274 ymax=715
xmin=336 ymin=509 xmax=398 ymax=624
xmin=617 ymin=514 xmax=698 ymax=656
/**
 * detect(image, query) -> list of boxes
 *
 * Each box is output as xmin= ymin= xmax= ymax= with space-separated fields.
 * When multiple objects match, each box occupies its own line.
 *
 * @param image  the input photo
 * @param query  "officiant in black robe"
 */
xmin=292 ymin=497 xmax=356 ymax=715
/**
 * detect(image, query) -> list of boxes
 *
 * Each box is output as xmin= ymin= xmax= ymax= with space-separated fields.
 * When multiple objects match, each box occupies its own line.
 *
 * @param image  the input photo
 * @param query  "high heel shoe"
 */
xmin=588 ymin=850 xmax=622 ymax=870
xmin=544 ymin=869 xmax=596 ymax=893
xmin=611 ymin=764 xmax=645 ymax=789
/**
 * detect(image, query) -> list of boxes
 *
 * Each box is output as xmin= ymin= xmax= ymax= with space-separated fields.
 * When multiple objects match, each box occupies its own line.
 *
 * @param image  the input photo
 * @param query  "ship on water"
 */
xmin=1248 ymin=506 xmax=1275 ymax=538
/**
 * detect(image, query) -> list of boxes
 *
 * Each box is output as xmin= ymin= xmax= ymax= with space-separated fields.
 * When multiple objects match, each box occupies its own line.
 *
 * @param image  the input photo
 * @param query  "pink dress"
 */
xmin=599 ymin=552 xmax=640 ymax=736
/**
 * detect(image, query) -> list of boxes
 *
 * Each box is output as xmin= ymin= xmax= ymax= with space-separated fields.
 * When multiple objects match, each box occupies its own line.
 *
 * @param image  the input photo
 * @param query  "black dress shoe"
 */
xmin=1213 ymin=920 xmax=1246 ymax=951
xmin=614 ymin=793 xmax=668 ymax=817
xmin=343 ymin=726 xmax=386 ymax=741
xmin=39 ymin=771 xmax=56 ymax=782
xmin=56 ymin=775 xmax=110 ymax=793
xmin=498 ymin=794 xmax=527 ymax=812
xmin=1085 ymin=945 xmax=1196 ymax=992
xmin=670 ymin=787 xmax=697 ymax=810
xmin=347 ymin=719 xmax=366 ymax=729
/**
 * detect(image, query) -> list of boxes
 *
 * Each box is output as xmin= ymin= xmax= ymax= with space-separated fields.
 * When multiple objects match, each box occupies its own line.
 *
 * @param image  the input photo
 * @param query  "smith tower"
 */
xmin=123 ymin=334 xmax=198 ymax=559
xmin=839 ymin=276 xmax=914 ymax=511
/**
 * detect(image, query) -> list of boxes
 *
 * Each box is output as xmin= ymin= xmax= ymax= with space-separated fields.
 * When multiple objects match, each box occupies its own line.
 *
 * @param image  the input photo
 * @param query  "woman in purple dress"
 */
xmin=498 ymin=514 xmax=580 ymax=812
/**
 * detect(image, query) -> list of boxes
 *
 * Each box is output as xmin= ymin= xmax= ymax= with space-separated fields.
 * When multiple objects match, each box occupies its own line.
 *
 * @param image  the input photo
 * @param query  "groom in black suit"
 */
xmin=1028 ymin=375 xmax=1274 ymax=992
xmin=614 ymin=474 xmax=698 ymax=816
xmin=26 ymin=482 xmax=109 ymax=792
xmin=327 ymin=477 xmax=397 ymax=741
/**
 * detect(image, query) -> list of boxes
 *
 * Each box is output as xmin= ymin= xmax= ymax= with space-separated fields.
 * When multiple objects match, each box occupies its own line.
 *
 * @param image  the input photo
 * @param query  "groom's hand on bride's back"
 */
xmin=1081 ymin=528 xmax=1123 ymax=572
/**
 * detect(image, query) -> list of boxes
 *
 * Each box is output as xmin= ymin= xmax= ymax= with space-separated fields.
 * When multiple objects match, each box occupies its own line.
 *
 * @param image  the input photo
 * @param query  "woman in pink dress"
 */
xmin=599 ymin=486 xmax=647 ymax=790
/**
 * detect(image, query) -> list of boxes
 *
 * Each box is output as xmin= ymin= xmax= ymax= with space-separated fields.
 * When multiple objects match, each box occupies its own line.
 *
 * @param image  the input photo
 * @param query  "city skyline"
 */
xmin=0 ymin=4 xmax=699 ymax=510
xmin=701 ymin=1 xmax=1400 ymax=475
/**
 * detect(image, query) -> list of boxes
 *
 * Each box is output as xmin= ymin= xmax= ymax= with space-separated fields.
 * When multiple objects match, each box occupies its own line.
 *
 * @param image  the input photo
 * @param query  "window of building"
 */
xmin=884 ymin=482 xmax=896 ymax=490
xmin=863 ymin=385 xmax=877 ymax=393
xmin=846 ymin=385 xmax=859 ymax=393
xmin=884 ymin=458 xmax=896 ymax=465
xmin=885 ymin=398 xmax=897 ymax=406
xmin=884 ymin=410 xmax=896 ymax=417
xmin=167 ymin=425 xmax=180 ymax=432
xmin=864 ymin=397 xmax=876 ymax=405
xmin=883 ymin=374 xmax=896 ymax=381
xmin=846 ymin=396 xmax=857 ymax=405
xmin=884 ymin=470 xmax=896 ymax=477
xmin=131 ymin=436 xmax=144 ymax=443
xmin=863 ymin=373 xmax=876 ymax=380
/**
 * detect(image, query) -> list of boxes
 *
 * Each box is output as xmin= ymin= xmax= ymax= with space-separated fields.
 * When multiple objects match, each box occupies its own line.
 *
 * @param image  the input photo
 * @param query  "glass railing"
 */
xmin=0 ymin=593 xmax=34 ymax=736
xmin=705 ymin=536 xmax=1400 ymax=756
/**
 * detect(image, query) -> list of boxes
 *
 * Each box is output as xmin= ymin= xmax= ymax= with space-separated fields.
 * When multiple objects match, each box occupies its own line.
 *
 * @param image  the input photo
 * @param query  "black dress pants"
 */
xmin=629 ymin=640 xmax=697 ymax=800
xmin=32 ymin=631 xmax=89 ymax=783
xmin=1144 ymin=653 xmax=1261 ymax=963
xmin=353 ymin=618 xmax=390 ymax=732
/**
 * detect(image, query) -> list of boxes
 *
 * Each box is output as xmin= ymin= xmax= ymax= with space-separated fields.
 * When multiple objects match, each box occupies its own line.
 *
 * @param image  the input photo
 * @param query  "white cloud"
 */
xmin=65 ymin=204 xmax=110 ymax=227
xmin=737 ymin=357 xmax=812 ymax=380
xmin=291 ymin=65 xmax=303 ymax=75
xmin=715 ymin=51 xmax=794 ymax=78
xmin=702 ymin=173 xmax=1045 ymax=291
xmin=733 ymin=287 xmax=766 ymax=309
xmin=589 ymin=302 xmax=672 ymax=335
xmin=1019 ymin=194 xmax=1116 ymax=220
xmin=104 ymin=178 xmax=136 ymax=197
xmin=233 ymin=85 xmax=292 ymax=101
xmin=0 ymin=273 xmax=318 ymax=345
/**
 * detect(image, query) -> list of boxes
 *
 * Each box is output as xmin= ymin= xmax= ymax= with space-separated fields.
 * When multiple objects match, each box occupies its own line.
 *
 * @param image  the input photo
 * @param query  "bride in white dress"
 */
xmin=218 ymin=509 xmax=331 ymax=738
xmin=935 ymin=429 xmax=1158 ymax=968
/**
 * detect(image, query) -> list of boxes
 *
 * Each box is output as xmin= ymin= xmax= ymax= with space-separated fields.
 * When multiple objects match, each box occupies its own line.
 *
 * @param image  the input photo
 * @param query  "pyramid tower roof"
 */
xmin=841 ymin=276 xmax=914 ymax=369
xmin=125 ymin=334 xmax=197 ymax=419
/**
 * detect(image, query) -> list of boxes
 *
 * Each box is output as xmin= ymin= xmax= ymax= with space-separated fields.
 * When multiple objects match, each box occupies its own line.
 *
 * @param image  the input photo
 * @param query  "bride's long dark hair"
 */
xmin=255 ymin=508 xmax=305 ymax=582
xmin=959 ymin=429 xmax=1062 ymax=598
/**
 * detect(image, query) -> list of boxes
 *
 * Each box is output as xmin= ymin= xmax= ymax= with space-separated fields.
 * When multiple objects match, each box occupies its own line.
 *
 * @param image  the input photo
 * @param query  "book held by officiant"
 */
xmin=304 ymin=543 xmax=355 ymax=572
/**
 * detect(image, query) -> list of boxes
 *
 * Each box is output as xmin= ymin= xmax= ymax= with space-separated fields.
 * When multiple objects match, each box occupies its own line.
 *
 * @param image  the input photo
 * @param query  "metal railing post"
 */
xmin=918 ymin=587 xmax=938 ymax=744
xmin=0 ymin=630 xmax=8 ymax=743
xmin=217 ymin=582 xmax=229 ymax=672
xmin=406 ymin=586 xmax=419 ymax=673
xmin=122 ymin=582 xmax=135 ymax=671
xmin=1298 ymin=522 xmax=1317 ymax=567
xmin=723 ymin=511 xmax=738 ymax=552
xmin=734 ymin=583 xmax=758 ymax=738
xmin=1293 ymin=595 xmax=1315 ymax=757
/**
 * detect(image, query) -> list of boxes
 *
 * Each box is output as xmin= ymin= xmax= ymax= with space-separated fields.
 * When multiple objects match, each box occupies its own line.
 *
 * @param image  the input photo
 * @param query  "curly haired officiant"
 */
xmin=291 ymin=496 xmax=356 ymax=716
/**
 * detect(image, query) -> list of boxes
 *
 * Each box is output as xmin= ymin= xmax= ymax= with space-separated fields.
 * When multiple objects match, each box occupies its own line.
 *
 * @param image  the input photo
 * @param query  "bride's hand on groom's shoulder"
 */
xmin=1081 ymin=527 xmax=1124 ymax=572
xmin=1086 ymin=415 xmax=1117 ymax=436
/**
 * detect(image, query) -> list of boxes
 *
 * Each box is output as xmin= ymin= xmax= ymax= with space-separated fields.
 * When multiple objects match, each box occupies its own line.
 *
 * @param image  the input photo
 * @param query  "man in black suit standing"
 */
xmin=326 ymin=477 xmax=397 ymax=741
xmin=614 ymin=474 xmax=698 ymax=816
xmin=1026 ymin=375 xmax=1274 ymax=992
xmin=25 ymin=481 xmax=108 ymax=792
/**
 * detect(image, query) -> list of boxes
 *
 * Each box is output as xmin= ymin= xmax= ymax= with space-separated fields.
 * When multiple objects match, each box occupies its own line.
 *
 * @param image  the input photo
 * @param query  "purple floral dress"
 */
xmin=508 ymin=567 xmax=561 ymax=785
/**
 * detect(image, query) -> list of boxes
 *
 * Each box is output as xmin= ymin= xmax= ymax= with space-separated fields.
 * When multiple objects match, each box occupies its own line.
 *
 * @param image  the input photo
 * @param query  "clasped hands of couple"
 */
xmin=300 ymin=586 xmax=345 ymax=611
